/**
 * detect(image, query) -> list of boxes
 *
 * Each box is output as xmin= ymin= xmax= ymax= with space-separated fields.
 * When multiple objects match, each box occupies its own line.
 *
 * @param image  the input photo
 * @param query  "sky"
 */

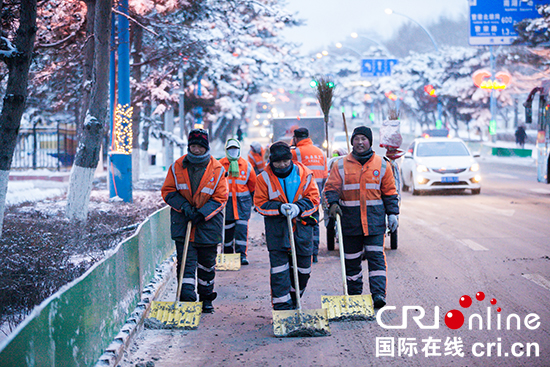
xmin=279 ymin=0 xmax=469 ymax=54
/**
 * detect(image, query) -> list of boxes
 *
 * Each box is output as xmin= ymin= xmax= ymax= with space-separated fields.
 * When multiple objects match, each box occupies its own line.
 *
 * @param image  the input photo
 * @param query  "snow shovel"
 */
xmin=321 ymin=213 xmax=374 ymax=321
xmin=216 ymin=205 xmax=241 ymax=271
xmin=272 ymin=211 xmax=330 ymax=337
xmin=147 ymin=221 xmax=202 ymax=329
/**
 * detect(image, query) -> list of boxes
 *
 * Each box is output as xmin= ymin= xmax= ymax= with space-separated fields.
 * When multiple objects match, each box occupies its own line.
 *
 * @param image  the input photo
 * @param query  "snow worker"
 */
xmin=219 ymin=138 xmax=257 ymax=265
xmin=325 ymin=147 xmax=348 ymax=252
xmin=254 ymin=141 xmax=320 ymax=310
xmin=161 ymin=128 xmax=228 ymax=313
xmin=323 ymin=126 xmax=399 ymax=309
xmin=290 ymin=127 xmax=327 ymax=263
xmin=248 ymin=141 xmax=266 ymax=175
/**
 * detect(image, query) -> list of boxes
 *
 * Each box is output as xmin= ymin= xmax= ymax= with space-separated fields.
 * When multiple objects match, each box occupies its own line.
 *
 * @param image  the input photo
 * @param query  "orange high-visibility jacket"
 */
xmin=254 ymin=162 xmax=320 ymax=254
xmin=161 ymin=155 xmax=228 ymax=244
xmin=291 ymin=138 xmax=328 ymax=189
xmin=248 ymin=147 xmax=266 ymax=173
xmin=323 ymin=153 xmax=399 ymax=236
xmin=219 ymin=156 xmax=256 ymax=221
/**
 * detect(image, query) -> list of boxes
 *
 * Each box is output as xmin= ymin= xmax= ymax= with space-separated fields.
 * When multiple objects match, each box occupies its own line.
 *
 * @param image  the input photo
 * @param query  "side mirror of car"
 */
xmin=473 ymin=153 xmax=480 ymax=158
xmin=404 ymin=152 xmax=413 ymax=159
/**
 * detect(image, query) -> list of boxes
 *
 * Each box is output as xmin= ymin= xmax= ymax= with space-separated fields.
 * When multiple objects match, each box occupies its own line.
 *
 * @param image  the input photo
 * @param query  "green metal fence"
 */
xmin=0 ymin=206 xmax=172 ymax=367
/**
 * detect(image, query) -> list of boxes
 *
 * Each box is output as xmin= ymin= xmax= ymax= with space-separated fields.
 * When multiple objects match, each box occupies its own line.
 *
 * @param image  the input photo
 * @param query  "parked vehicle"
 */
xmin=400 ymin=137 xmax=481 ymax=195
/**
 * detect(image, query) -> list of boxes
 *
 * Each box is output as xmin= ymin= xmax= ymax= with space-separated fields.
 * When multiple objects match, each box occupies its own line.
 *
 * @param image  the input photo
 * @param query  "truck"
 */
xmin=270 ymin=117 xmax=326 ymax=149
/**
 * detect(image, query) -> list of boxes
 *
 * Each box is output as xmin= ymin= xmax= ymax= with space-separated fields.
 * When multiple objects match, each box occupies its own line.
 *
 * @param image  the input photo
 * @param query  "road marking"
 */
xmin=522 ymin=274 xmax=550 ymax=291
xmin=457 ymin=239 xmax=489 ymax=251
xmin=469 ymin=203 xmax=515 ymax=217
xmin=529 ymin=188 xmax=550 ymax=195
xmin=491 ymin=173 xmax=518 ymax=179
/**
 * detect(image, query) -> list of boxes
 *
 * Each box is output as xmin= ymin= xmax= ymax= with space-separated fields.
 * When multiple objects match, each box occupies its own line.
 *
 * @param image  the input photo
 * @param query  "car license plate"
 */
xmin=441 ymin=176 xmax=458 ymax=183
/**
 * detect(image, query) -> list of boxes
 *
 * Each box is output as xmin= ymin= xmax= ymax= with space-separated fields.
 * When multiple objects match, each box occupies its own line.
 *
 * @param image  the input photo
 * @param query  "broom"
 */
xmin=313 ymin=75 xmax=335 ymax=158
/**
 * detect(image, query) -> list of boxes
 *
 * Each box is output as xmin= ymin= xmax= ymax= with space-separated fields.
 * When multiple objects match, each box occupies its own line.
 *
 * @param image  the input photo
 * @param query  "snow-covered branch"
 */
xmin=0 ymin=36 xmax=18 ymax=58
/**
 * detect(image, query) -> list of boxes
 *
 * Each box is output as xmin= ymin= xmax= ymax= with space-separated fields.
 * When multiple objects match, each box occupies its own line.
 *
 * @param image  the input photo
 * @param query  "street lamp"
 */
xmin=384 ymin=8 xmax=439 ymax=52
xmin=350 ymin=32 xmax=392 ymax=56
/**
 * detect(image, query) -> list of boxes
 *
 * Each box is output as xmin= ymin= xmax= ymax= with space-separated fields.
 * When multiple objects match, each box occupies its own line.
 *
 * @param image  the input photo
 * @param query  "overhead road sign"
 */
xmin=361 ymin=58 xmax=399 ymax=78
xmin=468 ymin=0 xmax=544 ymax=46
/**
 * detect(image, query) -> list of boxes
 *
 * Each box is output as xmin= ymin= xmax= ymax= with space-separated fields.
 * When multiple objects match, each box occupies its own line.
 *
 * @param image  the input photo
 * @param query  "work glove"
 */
xmin=280 ymin=203 xmax=300 ymax=219
xmin=328 ymin=204 xmax=342 ymax=219
xmin=388 ymin=214 xmax=399 ymax=232
xmin=190 ymin=211 xmax=205 ymax=226
xmin=182 ymin=206 xmax=196 ymax=220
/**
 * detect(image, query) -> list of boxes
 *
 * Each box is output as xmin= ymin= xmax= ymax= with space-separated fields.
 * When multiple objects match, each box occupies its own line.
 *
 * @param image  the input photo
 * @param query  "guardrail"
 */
xmin=0 ymin=206 xmax=173 ymax=367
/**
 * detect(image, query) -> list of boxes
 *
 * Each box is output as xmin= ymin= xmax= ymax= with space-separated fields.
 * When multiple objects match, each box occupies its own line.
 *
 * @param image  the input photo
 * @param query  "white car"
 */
xmin=400 ymin=137 xmax=481 ymax=195
xmin=330 ymin=132 xmax=350 ymax=155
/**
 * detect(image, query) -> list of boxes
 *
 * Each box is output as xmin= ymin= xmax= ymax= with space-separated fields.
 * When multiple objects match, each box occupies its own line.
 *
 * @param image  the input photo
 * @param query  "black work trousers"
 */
xmin=269 ymin=249 xmax=312 ymax=310
xmin=175 ymin=241 xmax=217 ymax=302
xmin=342 ymin=234 xmax=386 ymax=297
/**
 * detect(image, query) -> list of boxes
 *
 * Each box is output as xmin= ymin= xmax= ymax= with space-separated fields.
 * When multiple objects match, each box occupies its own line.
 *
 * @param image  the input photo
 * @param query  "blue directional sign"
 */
xmin=469 ymin=0 xmax=545 ymax=46
xmin=361 ymin=58 xmax=399 ymax=78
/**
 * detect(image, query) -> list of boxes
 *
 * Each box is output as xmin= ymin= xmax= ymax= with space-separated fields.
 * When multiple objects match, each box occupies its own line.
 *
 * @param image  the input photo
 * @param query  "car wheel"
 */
xmin=411 ymin=175 xmax=421 ymax=196
xmin=401 ymin=170 xmax=409 ymax=192
xmin=471 ymin=188 xmax=481 ymax=195
xmin=390 ymin=229 xmax=398 ymax=250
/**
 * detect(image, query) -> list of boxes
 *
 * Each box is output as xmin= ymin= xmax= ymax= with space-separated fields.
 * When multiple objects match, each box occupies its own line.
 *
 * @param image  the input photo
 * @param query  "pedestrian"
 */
xmin=323 ymin=126 xmax=399 ymax=309
xmin=161 ymin=128 xmax=228 ymax=313
xmin=219 ymin=138 xmax=257 ymax=265
xmin=515 ymin=125 xmax=527 ymax=149
xmin=236 ymin=126 xmax=244 ymax=142
xmin=290 ymin=127 xmax=327 ymax=263
xmin=248 ymin=141 xmax=266 ymax=175
xmin=254 ymin=141 xmax=320 ymax=310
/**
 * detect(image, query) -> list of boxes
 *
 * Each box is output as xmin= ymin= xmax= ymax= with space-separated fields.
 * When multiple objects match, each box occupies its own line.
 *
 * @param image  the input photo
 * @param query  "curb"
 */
xmin=94 ymin=254 xmax=176 ymax=367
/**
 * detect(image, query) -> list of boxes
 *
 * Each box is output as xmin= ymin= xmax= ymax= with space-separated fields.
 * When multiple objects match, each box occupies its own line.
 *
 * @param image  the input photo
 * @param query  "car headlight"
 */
xmin=252 ymin=120 xmax=260 ymax=126
xmin=470 ymin=163 xmax=480 ymax=172
xmin=416 ymin=164 xmax=428 ymax=173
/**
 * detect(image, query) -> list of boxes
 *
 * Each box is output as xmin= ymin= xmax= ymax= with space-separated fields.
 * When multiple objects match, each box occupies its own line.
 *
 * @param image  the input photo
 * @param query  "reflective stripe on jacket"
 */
xmin=219 ymin=157 xmax=256 ymax=221
xmin=291 ymin=138 xmax=327 ymax=189
xmin=253 ymin=162 xmax=320 ymax=254
xmin=323 ymin=153 xmax=399 ymax=236
xmin=161 ymin=155 xmax=228 ymax=244
xmin=248 ymin=148 xmax=266 ymax=173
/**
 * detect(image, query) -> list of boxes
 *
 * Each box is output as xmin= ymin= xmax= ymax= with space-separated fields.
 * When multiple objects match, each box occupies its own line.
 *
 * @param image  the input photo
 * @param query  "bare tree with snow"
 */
xmin=0 ymin=0 xmax=38 ymax=237
xmin=66 ymin=0 xmax=111 ymax=221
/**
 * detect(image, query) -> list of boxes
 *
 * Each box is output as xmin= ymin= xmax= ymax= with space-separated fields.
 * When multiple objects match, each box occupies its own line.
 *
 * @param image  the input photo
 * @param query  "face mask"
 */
xmin=227 ymin=148 xmax=240 ymax=159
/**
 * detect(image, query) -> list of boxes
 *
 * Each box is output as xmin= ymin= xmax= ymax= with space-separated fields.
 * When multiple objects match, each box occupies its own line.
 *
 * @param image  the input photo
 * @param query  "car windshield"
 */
xmin=416 ymin=141 xmax=470 ymax=157
xmin=334 ymin=135 xmax=347 ymax=142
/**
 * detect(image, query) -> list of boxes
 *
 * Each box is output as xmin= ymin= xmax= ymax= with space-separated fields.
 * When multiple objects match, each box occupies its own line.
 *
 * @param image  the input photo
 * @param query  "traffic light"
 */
xmin=384 ymin=91 xmax=398 ymax=101
xmin=326 ymin=81 xmax=335 ymax=88
xmin=424 ymin=85 xmax=437 ymax=97
xmin=369 ymin=113 xmax=375 ymax=122
xmin=310 ymin=80 xmax=318 ymax=88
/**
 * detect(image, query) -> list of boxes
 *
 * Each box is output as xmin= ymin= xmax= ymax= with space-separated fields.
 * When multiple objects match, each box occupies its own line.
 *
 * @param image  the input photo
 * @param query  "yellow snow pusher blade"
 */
xmin=147 ymin=301 xmax=202 ymax=329
xmin=146 ymin=221 xmax=202 ymax=329
xmin=272 ymin=213 xmax=330 ymax=337
xmin=216 ymin=253 xmax=241 ymax=271
xmin=215 ymin=206 xmax=241 ymax=271
xmin=321 ymin=213 xmax=374 ymax=321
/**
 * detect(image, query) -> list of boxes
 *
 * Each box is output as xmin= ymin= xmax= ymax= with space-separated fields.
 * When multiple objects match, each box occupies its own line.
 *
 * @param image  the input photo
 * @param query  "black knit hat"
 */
xmin=188 ymin=129 xmax=209 ymax=150
xmin=293 ymin=127 xmax=309 ymax=138
xmin=269 ymin=141 xmax=292 ymax=162
xmin=351 ymin=126 xmax=373 ymax=146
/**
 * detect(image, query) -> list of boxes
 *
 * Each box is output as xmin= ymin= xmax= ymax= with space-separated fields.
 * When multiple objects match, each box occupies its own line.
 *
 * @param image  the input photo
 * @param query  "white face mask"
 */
xmin=227 ymin=147 xmax=240 ymax=159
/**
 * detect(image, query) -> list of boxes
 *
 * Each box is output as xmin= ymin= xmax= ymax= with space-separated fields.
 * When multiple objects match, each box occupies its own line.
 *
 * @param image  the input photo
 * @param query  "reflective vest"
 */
xmin=323 ymin=153 xmax=399 ymax=236
xmin=161 ymin=155 xmax=228 ymax=242
xmin=291 ymin=138 xmax=327 ymax=189
xmin=254 ymin=162 xmax=320 ymax=253
xmin=248 ymin=147 xmax=266 ymax=173
xmin=254 ymin=162 xmax=319 ymax=218
xmin=219 ymin=157 xmax=256 ymax=221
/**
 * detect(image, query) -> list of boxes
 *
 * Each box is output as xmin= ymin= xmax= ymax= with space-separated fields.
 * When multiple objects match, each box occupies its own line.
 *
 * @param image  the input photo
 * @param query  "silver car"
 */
xmin=400 ymin=137 xmax=481 ymax=195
